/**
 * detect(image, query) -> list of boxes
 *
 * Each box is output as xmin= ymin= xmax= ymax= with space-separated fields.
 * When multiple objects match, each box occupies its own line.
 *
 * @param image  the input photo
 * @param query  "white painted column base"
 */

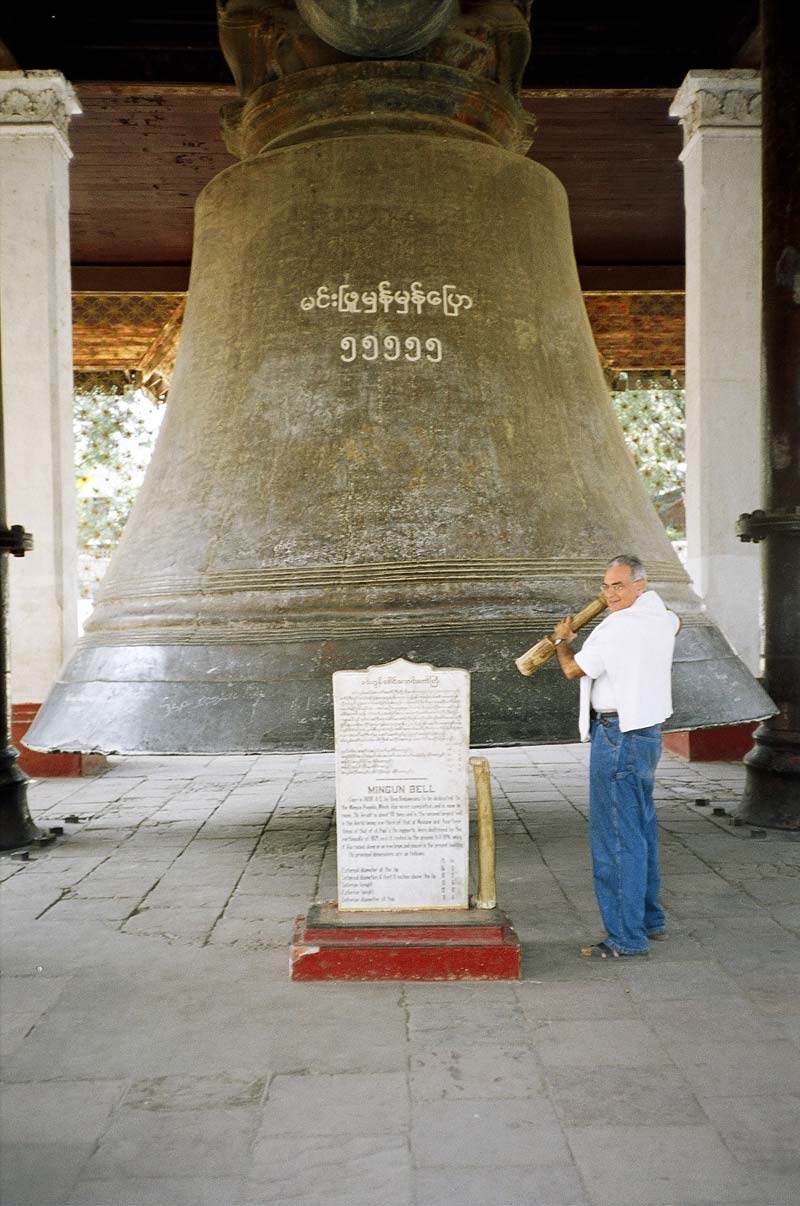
xmin=670 ymin=70 xmax=763 ymax=674
xmin=0 ymin=71 xmax=81 ymax=705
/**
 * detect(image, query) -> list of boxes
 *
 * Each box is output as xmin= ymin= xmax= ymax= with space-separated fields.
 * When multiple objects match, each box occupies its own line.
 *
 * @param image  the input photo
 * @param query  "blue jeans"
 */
xmin=589 ymin=717 xmax=666 ymax=954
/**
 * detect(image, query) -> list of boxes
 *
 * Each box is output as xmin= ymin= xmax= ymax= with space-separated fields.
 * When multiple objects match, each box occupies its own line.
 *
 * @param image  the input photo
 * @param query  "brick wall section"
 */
xmin=584 ymin=291 xmax=685 ymax=372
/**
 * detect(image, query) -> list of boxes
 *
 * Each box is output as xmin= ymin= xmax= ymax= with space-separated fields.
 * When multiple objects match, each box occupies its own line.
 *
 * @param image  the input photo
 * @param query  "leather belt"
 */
xmin=591 ymin=710 xmax=618 ymax=726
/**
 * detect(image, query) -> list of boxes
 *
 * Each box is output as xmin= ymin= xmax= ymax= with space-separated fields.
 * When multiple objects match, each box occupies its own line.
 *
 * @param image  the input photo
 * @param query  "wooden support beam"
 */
xmin=71 ymin=264 xmax=684 ymax=296
xmin=72 ymin=266 xmax=190 ymax=292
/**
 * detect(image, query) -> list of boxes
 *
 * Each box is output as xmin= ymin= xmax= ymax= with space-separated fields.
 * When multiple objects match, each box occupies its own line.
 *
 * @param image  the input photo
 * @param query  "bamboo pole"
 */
xmin=469 ymin=756 xmax=496 ymax=909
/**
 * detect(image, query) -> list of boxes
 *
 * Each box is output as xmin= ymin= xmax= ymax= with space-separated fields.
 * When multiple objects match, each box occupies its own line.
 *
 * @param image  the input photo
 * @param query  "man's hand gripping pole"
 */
xmin=514 ymin=595 xmax=607 ymax=676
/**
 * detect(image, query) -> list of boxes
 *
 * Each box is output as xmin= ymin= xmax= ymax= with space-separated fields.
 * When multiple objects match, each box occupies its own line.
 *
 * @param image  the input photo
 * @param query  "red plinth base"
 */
xmin=14 ymin=704 xmax=81 ymax=777
xmin=664 ymin=723 xmax=757 ymax=762
xmin=13 ymin=704 xmax=107 ymax=778
xmin=290 ymin=903 xmax=521 ymax=981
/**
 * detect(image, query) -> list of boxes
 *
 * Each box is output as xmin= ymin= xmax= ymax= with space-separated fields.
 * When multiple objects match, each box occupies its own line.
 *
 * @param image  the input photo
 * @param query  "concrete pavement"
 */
xmin=2 ymin=745 xmax=799 ymax=1205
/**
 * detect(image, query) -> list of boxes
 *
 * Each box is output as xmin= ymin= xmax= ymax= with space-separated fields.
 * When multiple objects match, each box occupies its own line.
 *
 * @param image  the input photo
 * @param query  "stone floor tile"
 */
xmin=739 ymin=878 xmax=800 ymax=905
xmin=565 ymin=1123 xmax=761 ymax=1205
xmin=697 ymin=1093 xmax=800 ymax=1166
xmin=520 ymin=940 xmax=630 ymax=982
xmin=665 ymin=891 xmax=758 ymax=919
xmin=715 ymin=1167 xmax=800 ymax=1205
xmin=515 ymin=980 xmax=638 ymax=1020
xmin=70 ymin=875 xmax=162 ymax=900
xmin=123 ymin=1073 xmax=266 ymax=1110
xmin=79 ymin=1106 xmax=259 ymax=1180
xmin=46 ymin=896 xmax=142 ymax=923
xmin=402 ymin=981 xmax=522 ymax=1007
xmin=414 ymin=1164 xmax=590 ymax=1206
xmin=121 ymin=905 xmax=221 ymax=938
xmin=411 ymin=1098 xmax=568 ymax=1167
xmin=781 ymin=1015 xmax=800 ymax=1045
xmin=258 ymin=1071 xmax=407 ymax=1136
xmin=737 ymin=965 xmax=800 ymax=1005
xmin=544 ymin=1064 xmax=705 ymax=1126
xmin=665 ymin=1037 xmax=800 ymax=1098
xmin=726 ymin=943 xmax=800 ymax=978
xmin=0 ymin=1142 xmax=95 ymax=1205
xmin=409 ymin=1039 xmax=544 ymax=1101
xmin=0 ymin=1079 xmax=127 ymax=1144
xmin=0 ymin=973 xmax=74 ymax=1057
xmin=67 ymin=1176 xmax=245 ymax=1205
xmin=246 ymin=1014 xmax=405 ymax=1076
xmin=221 ymin=893 xmax=305 ymax=920
xmin=206 ymin=916 xmax=295 ymax=949
xmin=619 ymin=957 xmax=741 ymax=1001
xmin=233 ymin=873 xmax=319 ymax=897
xmin=1 ymin=969 xmax=279 ymax=1081
xmin=406 ymin=1000 xmax=527 ymax=1041
xmin=533 ymin=1019 xmax=672 ymax=1068
xmin=4 ymin=749 xmax=799 ymax=1206
xmin=639 ymin=994 xmax=789 ymax=1044
xmin=140 ymin=885 xmax=234 ymax=911
xmin=242 ymin=1133 xmax=412 ymax=1205
xmin=0 ymin=884 xmax=68 ymax=916
xmin=11 ymin=856 xmax=109 ymax=880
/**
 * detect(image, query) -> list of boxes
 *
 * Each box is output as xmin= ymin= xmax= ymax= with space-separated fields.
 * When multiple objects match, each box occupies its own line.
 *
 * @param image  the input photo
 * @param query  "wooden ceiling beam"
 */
xmin=71 ymin=265 xmax=685 ymax=294
xmin=72 ymin=266 xmax=190 ymax=292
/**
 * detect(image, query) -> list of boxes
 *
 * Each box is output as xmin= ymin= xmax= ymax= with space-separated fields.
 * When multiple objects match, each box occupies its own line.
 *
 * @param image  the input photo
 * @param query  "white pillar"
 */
xmin=670 ymin=70 xmax=762 ymax=674
xmin=0 ymin=71 xmax=81 ymax=705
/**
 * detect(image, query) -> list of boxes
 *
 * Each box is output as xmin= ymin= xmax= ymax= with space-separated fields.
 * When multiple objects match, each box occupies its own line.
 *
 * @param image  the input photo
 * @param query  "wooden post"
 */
xmin=469 ymin=756 xmax=497 ymax=909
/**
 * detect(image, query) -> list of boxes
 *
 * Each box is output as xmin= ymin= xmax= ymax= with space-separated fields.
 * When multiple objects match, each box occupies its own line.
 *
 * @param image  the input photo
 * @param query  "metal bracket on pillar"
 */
xmin=737 ymin=508 xmax=800 ymax=543
xmin=0 ymin=519 xmax=52 ymax=851
xmin=0 ymin=525 xmax=33 ymax=556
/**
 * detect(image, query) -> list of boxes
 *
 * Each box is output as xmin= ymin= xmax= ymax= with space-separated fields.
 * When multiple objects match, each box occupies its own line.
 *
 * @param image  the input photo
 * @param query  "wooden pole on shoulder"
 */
xmin=515 ymin=594 xmax=607 ymax=676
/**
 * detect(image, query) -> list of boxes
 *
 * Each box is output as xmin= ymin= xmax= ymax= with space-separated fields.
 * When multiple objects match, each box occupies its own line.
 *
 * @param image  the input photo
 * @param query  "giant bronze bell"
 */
xmin=28 ymin=0 xmax=774 ymax=754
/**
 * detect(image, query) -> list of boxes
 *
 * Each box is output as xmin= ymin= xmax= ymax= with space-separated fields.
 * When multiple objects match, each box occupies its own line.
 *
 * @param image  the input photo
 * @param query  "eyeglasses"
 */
xmin=601 ymin=583 xmax=629 ymax=594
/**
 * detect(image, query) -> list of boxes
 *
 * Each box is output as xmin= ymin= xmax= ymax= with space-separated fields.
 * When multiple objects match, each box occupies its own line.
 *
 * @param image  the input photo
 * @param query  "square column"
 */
xmin=0 ymin=72 xmax=80 ymax=732
xmin=670 ymin=70 xmax=762 ymax=674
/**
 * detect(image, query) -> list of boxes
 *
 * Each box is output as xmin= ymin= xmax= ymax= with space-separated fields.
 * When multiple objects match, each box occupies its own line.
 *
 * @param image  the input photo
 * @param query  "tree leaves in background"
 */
xmin=611 ymin=381 xmax=686 ymax=540
xmin=74 ymin=387 xmax=163 ymax=598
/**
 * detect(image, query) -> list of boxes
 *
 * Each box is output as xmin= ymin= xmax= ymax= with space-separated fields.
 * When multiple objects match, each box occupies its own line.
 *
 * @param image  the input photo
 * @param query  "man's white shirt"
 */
xmin=574 ymin=590 xmax=679 ymax=741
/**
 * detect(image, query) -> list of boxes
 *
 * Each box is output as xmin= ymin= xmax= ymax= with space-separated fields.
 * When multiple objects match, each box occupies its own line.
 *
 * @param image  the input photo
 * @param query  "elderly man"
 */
xmin=553 ymin=555 xmax=679 ymax=959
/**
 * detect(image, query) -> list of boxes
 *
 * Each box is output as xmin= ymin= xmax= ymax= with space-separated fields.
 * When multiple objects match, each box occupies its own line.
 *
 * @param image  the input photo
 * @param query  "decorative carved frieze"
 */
xmin=670 ymin=69 xmax=761 ymax=146
xmin=72 ymin=293 xmax=186 ymax=376
xmin=0 ymin=70 xmax=81 ymax=140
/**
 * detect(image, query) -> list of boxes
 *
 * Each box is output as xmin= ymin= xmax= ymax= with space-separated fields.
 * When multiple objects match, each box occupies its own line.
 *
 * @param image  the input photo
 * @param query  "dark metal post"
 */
xmin=0 ymin=322 xmax=46 ymax=850
xmin=737 ymin=0 xmax=800 ymax=827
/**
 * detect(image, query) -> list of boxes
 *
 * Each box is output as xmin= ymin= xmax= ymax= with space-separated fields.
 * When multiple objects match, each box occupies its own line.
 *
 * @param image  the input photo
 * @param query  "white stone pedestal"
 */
xmin=670 ymin=70 xmax=762 ymax=674
xmin=0 ymin=71 xmax=81 ymax=707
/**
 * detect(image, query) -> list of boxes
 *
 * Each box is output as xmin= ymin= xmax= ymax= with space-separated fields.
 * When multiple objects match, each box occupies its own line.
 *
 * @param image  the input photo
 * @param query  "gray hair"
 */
xmin=607 ymin=554 xmax=647 ymax=582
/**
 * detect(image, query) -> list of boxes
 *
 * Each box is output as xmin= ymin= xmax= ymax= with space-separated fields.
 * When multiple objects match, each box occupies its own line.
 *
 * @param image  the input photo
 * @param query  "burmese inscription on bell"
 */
xmin=333 ymin=658 xmax=470 ymax=910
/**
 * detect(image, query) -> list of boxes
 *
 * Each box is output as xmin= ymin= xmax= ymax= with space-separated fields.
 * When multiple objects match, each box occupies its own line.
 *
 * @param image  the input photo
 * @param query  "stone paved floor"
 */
xmin=2 ymin=746 xmax=800 ymax=1206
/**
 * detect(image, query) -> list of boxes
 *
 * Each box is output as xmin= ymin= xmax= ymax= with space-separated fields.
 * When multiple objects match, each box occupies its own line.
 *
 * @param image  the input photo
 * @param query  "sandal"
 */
xmin=580 ymin=941 xmax=648 ymax=959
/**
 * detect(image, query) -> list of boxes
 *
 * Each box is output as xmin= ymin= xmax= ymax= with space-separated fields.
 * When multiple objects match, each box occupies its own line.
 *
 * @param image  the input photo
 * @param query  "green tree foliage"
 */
xmin=74 ymin=387 xmax=163 ymax=597
xmin=610 ymin=381 xmax=686 ymax=539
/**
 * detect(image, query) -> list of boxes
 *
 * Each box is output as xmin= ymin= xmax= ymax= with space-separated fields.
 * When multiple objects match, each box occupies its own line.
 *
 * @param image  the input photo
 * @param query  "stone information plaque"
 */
xmin=333 ymin=658 xmax=470 ymax=910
